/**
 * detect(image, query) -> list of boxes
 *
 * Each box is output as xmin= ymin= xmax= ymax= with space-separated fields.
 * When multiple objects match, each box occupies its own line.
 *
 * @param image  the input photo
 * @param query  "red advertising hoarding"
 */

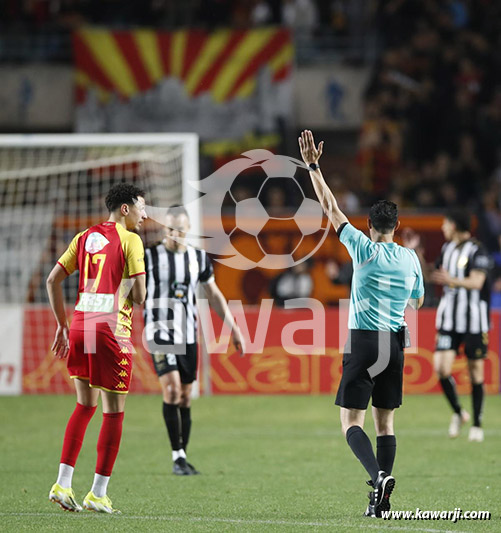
xmin=22 ymin=307 xmax=499 ymax=395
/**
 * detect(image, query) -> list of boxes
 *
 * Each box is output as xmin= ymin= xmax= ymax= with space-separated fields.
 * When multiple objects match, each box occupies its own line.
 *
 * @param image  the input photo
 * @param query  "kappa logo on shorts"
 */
xmin=118 ymin=370 xmax=128 ymax=377
xmin=116 ymin=382 xmax=126 ymax=389
xmin=119 ymin=358 xmax=129 ymax=366
xmin=119 ymin=346 xmax=130 ymax=354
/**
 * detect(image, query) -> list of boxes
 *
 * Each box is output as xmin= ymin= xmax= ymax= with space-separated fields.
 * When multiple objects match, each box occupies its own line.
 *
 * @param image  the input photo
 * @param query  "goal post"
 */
xmin=0 ymin=133 xmax=205 ymax=395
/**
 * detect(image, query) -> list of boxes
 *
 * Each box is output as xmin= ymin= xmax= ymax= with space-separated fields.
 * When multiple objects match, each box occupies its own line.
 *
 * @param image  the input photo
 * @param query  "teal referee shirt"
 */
xmin=339 ymin=223 xmax=424 ymax=332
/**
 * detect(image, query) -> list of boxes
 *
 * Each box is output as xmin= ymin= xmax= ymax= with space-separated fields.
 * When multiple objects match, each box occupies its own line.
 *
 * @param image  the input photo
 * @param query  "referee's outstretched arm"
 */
xmin=298 ymin=130 xmax=349 ymax=231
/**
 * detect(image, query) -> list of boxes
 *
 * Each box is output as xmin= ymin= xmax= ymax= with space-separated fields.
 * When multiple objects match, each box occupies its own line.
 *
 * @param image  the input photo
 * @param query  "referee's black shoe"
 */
xmin=373 ymin=471 xmax=395 ymax=515
xmin=172 ymin=458 xmax=192 ymax=476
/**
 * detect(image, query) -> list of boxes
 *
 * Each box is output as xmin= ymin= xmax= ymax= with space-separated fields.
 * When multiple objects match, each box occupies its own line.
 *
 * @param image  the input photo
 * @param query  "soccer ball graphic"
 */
xmin=224 ymin=153 xmax=329 ymax=269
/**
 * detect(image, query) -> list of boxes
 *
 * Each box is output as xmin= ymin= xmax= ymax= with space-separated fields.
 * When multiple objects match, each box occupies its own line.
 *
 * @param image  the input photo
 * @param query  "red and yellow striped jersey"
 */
xmin=58 ymin=221 xmax=145 ymax=338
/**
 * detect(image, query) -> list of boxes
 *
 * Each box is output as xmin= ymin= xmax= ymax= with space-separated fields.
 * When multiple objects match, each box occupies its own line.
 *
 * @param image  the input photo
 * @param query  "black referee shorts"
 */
xmin=335 ymin=329 xmax=404 ymax=410
xmin=150 ymin=343 xmax=198 ymax=384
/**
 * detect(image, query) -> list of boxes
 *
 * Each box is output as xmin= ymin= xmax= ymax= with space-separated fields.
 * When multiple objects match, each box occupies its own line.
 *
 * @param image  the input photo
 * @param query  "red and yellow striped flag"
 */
xmin=73 ymin=27 xmax=293 ymax=103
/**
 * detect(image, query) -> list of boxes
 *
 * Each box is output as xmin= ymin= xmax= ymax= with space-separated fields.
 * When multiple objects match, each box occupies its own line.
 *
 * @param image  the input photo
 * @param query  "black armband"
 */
xmin=337 ymin=222 xmax=348 ymax=238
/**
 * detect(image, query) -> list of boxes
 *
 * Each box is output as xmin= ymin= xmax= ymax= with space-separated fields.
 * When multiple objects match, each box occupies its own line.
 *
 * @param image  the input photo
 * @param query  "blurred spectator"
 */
xmin=282 ymin=0 xmax=318 ymax=39
xmin=200 ymin=0 xmax=232 ymax=27
xmin=477 ymin=90 xmax=501 ymax=172
xmin=232 ymin=184 xmax=254 ymax=202
xmin=455 ymin=57 xmax=483 ymax=101
xmin=450 ymin=133 xmax=483 ymax=203
xmin=325 ymin=176 xmax=360 ymax=213
xmin=358 ymin=96 xmax=401 ymax=196
xmin=477 ymin=184 xmax=501 ymax=254
xmin=250 ymin=0 xmax=273 ymax=26
xmin=325 ymin=259 xmax=353 ymax=287
xmin=269 ymin=259 xmax=313 ymax=306
xmin=263 ymin=185 xmax=287 ymax=215
xmin=400 ymin=226 xmax=438 ymax=307
xmin=359 ymin=0 xmax=501 ymax=210
xmin=447 ymin=1 xmax=469 ymax=30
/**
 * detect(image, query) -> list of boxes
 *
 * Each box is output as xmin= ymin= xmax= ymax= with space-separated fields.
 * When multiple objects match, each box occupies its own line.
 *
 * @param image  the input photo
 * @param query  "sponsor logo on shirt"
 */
xmin=75 ymin=293 xmax=114 ymax=313
xmin=85 ymin=232 xmax=110 ymax=254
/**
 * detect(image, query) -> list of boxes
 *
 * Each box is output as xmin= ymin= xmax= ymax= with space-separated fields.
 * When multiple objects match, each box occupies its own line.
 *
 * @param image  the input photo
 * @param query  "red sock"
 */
xmin=60 ymin=403 xmax=97 ymax=467
xmin=95 ymin=412 xmax=125 ymax=476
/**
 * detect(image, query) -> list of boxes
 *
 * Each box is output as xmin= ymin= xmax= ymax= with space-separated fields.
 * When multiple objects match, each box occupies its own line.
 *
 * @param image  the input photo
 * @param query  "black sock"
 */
xmin=376 ymin=435 xmax=396 ymax=475
xmin=472 ymin=383 xmax=484 ymax=427
xmin=439 ymin=377 xmax=462 ymax=415
xmin=179 ymin=406 xmax=192 ymax=451
xmin=162 ymin=402 xmax=181 ymax=452
xmin=346 ymin=426 xmax=380 ymax=483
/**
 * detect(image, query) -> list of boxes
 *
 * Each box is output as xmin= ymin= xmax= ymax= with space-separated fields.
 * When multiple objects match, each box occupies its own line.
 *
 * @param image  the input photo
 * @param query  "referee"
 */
xmin=429 ymin=210 xmax=492 ymax=442
xmin=144 ymin=206 xmax=245 ymax=475
xmin=299 ymin=131 xmax=424 ymax=518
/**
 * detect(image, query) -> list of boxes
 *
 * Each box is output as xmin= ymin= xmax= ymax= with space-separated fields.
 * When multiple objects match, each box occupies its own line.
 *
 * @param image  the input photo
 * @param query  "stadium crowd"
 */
xmin=2 ymin=0 xmax=365 ymax=37
xmin=5 ymin=0 xmax=501 ymax=298
xmin=359 ymin=0 xmax=501 ymax=216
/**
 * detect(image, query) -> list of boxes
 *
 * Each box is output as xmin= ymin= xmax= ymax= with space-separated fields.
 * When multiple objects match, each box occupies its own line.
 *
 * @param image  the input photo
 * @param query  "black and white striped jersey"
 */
xmin=144 ymin=243 xmax=214 ymax=345
xmin=435 ymin=239 xmax=492 ymax=334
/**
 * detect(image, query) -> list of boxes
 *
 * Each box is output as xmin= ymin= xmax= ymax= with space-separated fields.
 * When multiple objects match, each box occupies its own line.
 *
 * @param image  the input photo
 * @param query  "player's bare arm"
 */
xmin=46 ymin=263 xmax=70 ymax=359
xmin=431 ymin=268 xmax=486 ymax=290
xmin=298 ymin=130 xmax=349 ymax=231
xmin=203 ymin=281 xmax=246 ymax=356
xmin=130 ymin=273 xmax=146 ymax=305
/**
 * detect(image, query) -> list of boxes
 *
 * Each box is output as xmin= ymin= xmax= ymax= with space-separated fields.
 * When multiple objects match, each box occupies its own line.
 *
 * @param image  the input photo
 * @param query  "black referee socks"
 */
xmin=346 ymin=425 xmax=379 ymax=483
xmin=376 ymin=435 xmax=397 ymax=475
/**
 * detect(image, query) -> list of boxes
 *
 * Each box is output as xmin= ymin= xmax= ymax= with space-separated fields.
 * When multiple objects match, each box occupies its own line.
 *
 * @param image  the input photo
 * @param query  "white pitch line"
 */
xmin=0 ymin=512 xmax=476 ymax=532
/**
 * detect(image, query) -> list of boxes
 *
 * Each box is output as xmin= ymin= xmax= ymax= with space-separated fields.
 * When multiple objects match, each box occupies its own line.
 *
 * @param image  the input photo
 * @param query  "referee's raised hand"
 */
xmin=299 ymin=130 xmax=324 ymax=166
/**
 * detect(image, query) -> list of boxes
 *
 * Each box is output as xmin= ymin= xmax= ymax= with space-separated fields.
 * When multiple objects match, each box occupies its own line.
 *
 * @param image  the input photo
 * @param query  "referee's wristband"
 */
xmin=309 ymin=163 xmax=320 ymax=171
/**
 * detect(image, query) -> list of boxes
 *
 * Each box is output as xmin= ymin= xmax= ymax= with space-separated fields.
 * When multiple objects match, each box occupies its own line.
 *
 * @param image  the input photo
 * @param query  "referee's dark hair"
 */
xmin=445 ymin=208 xmax=471 ymax=233
xmin=166 ymin=204 xmax=189 ymax=218
xmin=105 ymin=182 xmax=145 ymax=213
xmin=369 ymin=200 xmax=398 ymax=233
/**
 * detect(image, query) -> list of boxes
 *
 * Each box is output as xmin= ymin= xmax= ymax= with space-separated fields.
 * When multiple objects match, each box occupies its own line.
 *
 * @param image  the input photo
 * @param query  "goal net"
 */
xmin=0 ymin=133 xmax=199 ymax=395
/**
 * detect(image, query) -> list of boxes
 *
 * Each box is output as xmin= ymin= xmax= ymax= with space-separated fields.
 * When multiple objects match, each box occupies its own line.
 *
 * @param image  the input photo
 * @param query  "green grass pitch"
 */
xmin=0 ymin=394 xmax=500 ymax=532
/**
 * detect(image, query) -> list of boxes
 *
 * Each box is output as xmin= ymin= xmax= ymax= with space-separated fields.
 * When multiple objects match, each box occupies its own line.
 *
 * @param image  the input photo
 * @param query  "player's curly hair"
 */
xmin=105 ymin=182 xmax=145 ymax=213
xmin=369 ymin=200 xmax=398 ymax=233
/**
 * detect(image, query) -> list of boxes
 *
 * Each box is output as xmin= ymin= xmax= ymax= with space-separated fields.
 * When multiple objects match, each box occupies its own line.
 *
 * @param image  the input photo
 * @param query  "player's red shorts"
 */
xmin=67 ymin=327 xmax=134 ymax=394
